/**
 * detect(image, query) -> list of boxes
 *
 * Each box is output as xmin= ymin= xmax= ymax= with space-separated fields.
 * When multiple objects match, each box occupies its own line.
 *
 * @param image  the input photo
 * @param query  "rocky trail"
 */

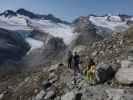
xmin=1 ymin=56 xmax=133 ymax=100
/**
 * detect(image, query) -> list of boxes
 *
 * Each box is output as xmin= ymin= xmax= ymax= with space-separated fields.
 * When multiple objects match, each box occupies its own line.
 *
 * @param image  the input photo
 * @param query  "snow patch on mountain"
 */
xmin=30 ymin=19 xmax=77 ymax=44
xmin=26 ymin=37 xmax=43 ymax=50
xmin=108 ymin=16 xmax=122 ymax=22
xmin=131 ymin=17 xmax=133 ymax=21
xmin=89 ymin=16 xmax=129 ymax=31
xmin=0 ymin=12 xmax=76 ymax=45
xmin=0 ymin=16 xmax=27 ymax=25
xmin=0 ymin=16 xmax=32 ymax=30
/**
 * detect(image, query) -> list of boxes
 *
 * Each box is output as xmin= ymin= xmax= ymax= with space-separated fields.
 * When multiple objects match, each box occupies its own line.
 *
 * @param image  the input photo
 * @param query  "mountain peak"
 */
xmin=0 ymin=8 xmax=70 ymax=24
xmin=16 ymin=8 xmax=39 ymax=19
xmin=16 ymin=8 xmax=69 ymax=24
xmin=0 ymin=10 xmax=17 ymax=17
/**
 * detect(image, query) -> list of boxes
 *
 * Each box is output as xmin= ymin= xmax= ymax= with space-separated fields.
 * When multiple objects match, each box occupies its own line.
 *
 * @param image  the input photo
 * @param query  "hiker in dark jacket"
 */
xmin=67 ymin=50 xmax=73 ymax=69
xmin=73 ymin=52 xmax=80 ymax=73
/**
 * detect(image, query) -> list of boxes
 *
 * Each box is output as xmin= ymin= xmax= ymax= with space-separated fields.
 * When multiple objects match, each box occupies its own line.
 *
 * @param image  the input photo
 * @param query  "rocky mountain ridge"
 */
xmin=0 ymin=8 xmax=69 ymax=24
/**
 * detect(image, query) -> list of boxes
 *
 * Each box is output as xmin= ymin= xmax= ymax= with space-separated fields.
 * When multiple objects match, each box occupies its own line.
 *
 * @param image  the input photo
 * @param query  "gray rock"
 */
xmin=95 ymin=64 xmax=115 ymax=83
xmin=92 ymin=51 xmax=98 ymax=56
xmin=48 ymin=64 xmax=59 ymax=73
xmin=54 ymin=96 xmax=61 ymax=100
xmin=49 ymin=76 xmax=58 ymax=84
xmin=106 ymin=88 xmax=125 ymax=100
xmin=44 ymin=90 xmax=56 ymax=100
xmin=33 ymin=90 xmax=46 ymax=100
xmin=42 ymin=80 xmax=52 ymax=90
xmin=61 ymin=91 xmax=75 ymax=100
xmin=80 ymin=85 xmax=108 ymax=100
xmin=106 ymin=88 xmax=133 ymax=100
xmin=121 ymin=60 xmax=131 ymax=68
xmin=0 ymin=91 xmax=8 ymax=100
xmin=0 ymin=93 xmax=4 ymax=100
xmin=115 ymin=68 xmax=133 ymax=85
xmin=73 ymin=45 xmax=86 ymax=54
xmin=128 ymin=48 xmax=133 ymax=61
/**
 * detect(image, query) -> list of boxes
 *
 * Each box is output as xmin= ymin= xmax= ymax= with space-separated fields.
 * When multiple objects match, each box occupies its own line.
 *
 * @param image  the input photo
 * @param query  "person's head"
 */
xmin=74 ymin=51 xmax=77 ymax=55
xmin=68 ymin=50 xmax=72 ymax=54
xmin=89 ymin=58 xmax=93 ymax=63
xmin=89 ymin=58 xmax=95 ymax=65
xmin=88 ymin=64 xmax=91 ymax=69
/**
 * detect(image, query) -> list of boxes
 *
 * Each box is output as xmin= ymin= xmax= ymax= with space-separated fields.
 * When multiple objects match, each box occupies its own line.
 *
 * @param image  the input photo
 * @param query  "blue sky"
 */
xmin=0 ymin=0 xmax=133 ymax=21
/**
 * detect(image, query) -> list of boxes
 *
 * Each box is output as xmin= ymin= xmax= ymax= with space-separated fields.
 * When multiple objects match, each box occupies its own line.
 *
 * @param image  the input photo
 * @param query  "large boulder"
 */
xmin=115 ymin=68 xmax=133 ymax=85
xmin=0 ymin=28 xmax=30 ymax=64
xmin=95 ymin=64 xmax=116 ymax=83
xmin=115 ymin=59 xmax=133 ymax=85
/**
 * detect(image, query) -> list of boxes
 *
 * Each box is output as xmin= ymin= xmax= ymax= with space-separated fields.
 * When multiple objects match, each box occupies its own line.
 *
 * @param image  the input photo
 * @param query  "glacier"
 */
xmin=89 ymin=16 xmax=129 ymax=31
xmin=29 ymin=19 xmax=77 ymax=45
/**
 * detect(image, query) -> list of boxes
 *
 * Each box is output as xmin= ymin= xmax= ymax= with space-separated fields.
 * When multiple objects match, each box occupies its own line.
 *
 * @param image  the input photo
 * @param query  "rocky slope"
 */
xmin=1 ymin=9 xmax=133 ymax=100
xmin=0 ymin=28 xmax=30 ymax=64
xmin=72 ymin=16 xmax=103 ymax=45
xmin=23 ymin=37 xmax=67 ymax=70
xmin=0 ymin=26 xmax=133 ymax=100
xmin=0 ymin=28 xmax=30 ymax=76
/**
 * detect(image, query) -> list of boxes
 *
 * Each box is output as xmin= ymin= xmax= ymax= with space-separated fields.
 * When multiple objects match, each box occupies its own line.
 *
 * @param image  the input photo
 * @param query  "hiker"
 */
xmin=85 ymin=58 xmax=96 ymax=81
xmin=73 ymin=52 xmax=80 ymax=73
xmin=67 ymin=50 xmax=73 ymax=69
xmin=72 ymin=51 xmax=80 ymax=85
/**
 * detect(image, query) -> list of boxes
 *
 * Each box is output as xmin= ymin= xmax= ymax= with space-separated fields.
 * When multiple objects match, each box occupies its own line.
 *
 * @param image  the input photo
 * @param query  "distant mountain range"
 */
xmin=0 ymin=8 xmax=133 ymax=48
xmin=0 ymin=8 xmax=69 ymax=24
xmin=0 ymin=8 xmax=133 ymax=46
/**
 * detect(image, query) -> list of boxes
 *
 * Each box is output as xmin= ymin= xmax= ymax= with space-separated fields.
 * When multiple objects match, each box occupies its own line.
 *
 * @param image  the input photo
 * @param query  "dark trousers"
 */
xmin=68 ymin=63 xmax=72 ymax=68
xmin=74 ymin=63 xmax=80 ymax=73
xmin=68 ymin=60 xmax=72 ymax=68
xmin=73 ymin=63 xmax=80 ymax=85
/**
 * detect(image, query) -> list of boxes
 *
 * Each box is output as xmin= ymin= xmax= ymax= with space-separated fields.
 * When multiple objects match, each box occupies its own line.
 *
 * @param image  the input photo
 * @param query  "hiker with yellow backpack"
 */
xmin=85 ymin=58 xmax=96 ymax=81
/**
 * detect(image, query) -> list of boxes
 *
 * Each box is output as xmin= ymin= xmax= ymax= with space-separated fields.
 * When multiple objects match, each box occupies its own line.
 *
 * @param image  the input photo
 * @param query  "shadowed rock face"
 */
xmin=0 ymin=28 xmax=30 ymax=64
xmin=24 ymin=37 xmax=67 ymax=69
xmin=73 ymin=17 xmax=103 ymax=45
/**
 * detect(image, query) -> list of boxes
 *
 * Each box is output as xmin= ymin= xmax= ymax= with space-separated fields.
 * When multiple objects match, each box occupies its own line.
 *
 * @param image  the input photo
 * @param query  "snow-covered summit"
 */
xmin=0 ymin=9 xmax=76 ymax=45
xmin=107 ymin=16 xmax=122 ymax=22
xmin=131 ymin=17 xmax=133 ymax=21
xmin=0 ymin=14 xmax=32 ymax=30
xmin=0 ymin=9 xmax=133 ymax=46
xmin=89 ymin=15 xmax=129 ymax=31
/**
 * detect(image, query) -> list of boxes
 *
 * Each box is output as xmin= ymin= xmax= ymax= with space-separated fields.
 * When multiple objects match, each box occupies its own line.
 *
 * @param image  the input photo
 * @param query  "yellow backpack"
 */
xmin=85 ymin=64 xmax=96 ymax=80
xmin=90 ymin=65 xmax=96 ymax=74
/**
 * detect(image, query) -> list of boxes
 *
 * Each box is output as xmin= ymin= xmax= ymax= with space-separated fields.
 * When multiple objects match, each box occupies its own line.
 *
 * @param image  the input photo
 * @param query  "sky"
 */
xmin=0 ymin=0 xmax=133 ymax=21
